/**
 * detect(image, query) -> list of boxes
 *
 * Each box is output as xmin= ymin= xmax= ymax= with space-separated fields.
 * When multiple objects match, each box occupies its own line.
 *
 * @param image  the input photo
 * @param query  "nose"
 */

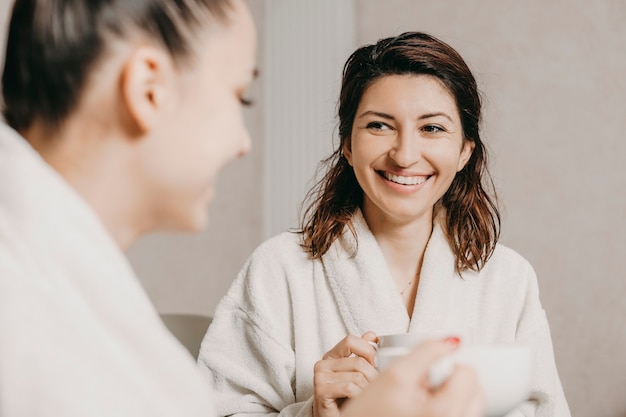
xmin=388 ymin=128 xmax=420 ymax=167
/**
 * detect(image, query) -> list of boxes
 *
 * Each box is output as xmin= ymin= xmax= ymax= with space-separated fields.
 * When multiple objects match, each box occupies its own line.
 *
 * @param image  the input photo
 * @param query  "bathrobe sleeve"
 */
xmin=506 ymin=260 xmax=571 ymax=417
xmin=197 ymin=235 xmax=314 ymax=417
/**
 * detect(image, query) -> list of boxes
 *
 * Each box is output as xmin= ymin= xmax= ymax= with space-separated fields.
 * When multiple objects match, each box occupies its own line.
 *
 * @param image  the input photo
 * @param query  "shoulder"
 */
xmin=223 ymin=231 xmax=312 ymax=303
xmin=248 ymin=230 xmax=306 ymax=258
xmin=484 ymin=245 xmax=551 ymax=340
xmin=483 ymin=243 xmax=535 ymax=275
xmin=0 ymin=238 xmax=41 ymax=295
xmin=241 ymin=230 xmax=311 ymax=274
xmin=473 ymin=242 xmax=540 ymax=295
xmin=214 ymin=232 xmax=312 ymax=341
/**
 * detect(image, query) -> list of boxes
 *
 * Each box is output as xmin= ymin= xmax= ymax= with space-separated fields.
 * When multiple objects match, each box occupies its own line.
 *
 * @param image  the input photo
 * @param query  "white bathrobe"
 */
xmin=198 ymin=210 xmax=571 ymax=417
xmin=0 ymin=123 xmax=214 ymax=416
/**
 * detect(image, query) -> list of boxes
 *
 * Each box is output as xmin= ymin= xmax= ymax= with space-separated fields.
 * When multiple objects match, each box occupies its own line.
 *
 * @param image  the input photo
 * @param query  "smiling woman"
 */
xmin=304 ymin=33 xmax=498 ymax=275
xmin=198 ymin=32 xmax=571 ymax=417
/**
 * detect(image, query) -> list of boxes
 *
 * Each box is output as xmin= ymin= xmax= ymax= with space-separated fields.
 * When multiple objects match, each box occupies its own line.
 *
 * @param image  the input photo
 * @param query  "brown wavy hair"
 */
xmin=299 ymin=32 xmax=500 ymax=272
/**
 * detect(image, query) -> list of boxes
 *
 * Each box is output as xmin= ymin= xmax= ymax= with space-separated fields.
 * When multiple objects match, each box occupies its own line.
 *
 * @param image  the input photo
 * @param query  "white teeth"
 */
xmin=383 ymin=172 xmax=428 ymax=185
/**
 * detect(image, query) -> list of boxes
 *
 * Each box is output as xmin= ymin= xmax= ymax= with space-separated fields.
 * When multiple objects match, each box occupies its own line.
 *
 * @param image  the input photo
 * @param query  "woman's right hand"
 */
xmin=313 ymin=332 xmax=379 ymax=417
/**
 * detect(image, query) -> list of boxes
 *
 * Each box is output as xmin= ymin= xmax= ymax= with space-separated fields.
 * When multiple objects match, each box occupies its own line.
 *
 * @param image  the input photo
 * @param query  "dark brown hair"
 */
xmin=300 ymin=32 xmax=500 ymax=272
xmin=2 ymin=0 xmax=233 ymax=133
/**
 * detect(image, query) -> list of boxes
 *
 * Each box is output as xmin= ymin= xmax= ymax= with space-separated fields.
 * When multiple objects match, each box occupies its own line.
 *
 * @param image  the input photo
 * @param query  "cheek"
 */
xmin=204 ymin=112 xmax=247 ymax=165
xmin=350 ymin=135 xmax=383 ymax=166
xmin=429 ymin=143 xmax=466 ymax=170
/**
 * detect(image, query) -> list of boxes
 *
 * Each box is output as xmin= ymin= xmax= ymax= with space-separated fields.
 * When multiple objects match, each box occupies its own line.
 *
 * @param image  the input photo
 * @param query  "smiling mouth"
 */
xmin=381 ymin=171 xmax=430 ymax=185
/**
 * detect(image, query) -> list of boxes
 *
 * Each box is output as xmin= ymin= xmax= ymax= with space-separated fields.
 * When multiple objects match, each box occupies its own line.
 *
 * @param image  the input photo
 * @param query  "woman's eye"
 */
xmin=423 ymin=125 xmax=444 ymax=133
xmin=366 ymin=121 xmax=390 ymax=131
xmin=239 ymin=97 xmax=254 ymax=107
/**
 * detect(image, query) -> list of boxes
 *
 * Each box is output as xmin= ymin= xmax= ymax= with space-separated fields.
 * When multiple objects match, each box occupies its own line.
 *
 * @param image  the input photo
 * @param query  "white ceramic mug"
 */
xmin=376 ymin=333 xmax=532 ymax=417
xmin=376 ymin=331 xmax=465 ymax=371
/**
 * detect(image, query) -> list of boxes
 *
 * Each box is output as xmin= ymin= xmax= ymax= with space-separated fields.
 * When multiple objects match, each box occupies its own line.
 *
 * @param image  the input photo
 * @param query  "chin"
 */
xmin=168 ymin=210 xmax=209 ymax=234
xmin=186 ymin=214 xmax=209 ymax=233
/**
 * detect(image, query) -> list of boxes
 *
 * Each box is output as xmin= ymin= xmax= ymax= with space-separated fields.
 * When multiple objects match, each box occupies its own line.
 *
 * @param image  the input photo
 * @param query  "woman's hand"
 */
xmin=313 ymin=331 xmax=379 ymax=417
xmin=340 ymin=339 xmax=485 ymax=417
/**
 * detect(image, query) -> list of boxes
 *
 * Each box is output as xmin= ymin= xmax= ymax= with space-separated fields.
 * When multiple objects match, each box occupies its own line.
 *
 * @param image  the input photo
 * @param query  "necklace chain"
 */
xmin=400 ymin=270 xmax=421 ymax=295
xmin=399 ymin=280 xmax=414 ymax=295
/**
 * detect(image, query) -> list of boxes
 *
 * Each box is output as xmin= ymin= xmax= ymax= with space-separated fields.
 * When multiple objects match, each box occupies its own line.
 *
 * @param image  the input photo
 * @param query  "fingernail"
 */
xmin=444 ymin=336 xmax=461 ymax=346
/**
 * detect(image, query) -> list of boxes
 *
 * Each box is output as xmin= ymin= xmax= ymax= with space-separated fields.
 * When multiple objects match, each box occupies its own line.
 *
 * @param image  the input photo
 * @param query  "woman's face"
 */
xmin=138 ymin=0 xmax=257 ymax=232
xmin=345 ymin=74 xmax=474 ymax=227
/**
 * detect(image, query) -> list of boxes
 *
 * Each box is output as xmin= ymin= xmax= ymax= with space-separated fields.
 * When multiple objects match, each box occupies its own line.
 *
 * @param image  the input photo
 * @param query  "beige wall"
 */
xmin=0 ymin=0 xmax=11 ymax=70
xmin=262 ymin=0 xmax=355 ymax=239
xmin=355 ymin=1 xmax=626 ymax=416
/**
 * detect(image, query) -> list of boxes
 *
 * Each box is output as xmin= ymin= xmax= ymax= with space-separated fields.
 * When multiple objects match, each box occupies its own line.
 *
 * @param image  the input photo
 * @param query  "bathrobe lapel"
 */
xmin=322 ymin=210 xmax=468 ymax=338
xmin=322 ymin=210 xmax=410 ymax=336
xmin=408 ymin=224 xmax=466 ymax=334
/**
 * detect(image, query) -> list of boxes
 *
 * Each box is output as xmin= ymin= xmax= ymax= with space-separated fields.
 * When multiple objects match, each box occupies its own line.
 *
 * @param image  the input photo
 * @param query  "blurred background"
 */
xmin=1 ymin=0 xmax=624 ymax=416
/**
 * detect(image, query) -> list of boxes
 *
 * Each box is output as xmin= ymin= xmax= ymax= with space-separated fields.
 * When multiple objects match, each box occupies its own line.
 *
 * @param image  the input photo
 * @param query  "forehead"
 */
xmin=360 ymin=74 xmax=458 ymax=115
xmin=193 ymin=0 xmax=257 ymax=78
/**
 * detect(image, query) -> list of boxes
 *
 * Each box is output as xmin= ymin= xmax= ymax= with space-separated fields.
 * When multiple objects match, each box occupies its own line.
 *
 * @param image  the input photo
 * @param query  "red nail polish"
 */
xmin=444 ymin=336 xmax=461 ymax=346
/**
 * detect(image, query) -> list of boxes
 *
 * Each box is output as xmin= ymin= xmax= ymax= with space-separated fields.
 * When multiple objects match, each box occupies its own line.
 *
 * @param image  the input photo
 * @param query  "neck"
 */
xmin=363 ymin=206 xmax=433 ymax=274
xmin=362 ymin=204 xmax=434 ymax=316
xmin=22 ymin=121 xmax=153 ymax=251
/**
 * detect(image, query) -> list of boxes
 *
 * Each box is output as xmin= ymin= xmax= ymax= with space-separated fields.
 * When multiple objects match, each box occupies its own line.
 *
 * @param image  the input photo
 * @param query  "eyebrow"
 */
xmin=357 ymin=111 xmax=395 ymax=120
xmin=418 ymin=112 xmax=453 ymax=122
xmin=357 ymin=110 xmax=454 ymax=123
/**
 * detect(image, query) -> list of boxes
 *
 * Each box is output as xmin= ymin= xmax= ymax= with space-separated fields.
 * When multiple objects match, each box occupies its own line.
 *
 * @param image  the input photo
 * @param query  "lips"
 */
xmin=381 ymin=171 xmax=430 ymax=185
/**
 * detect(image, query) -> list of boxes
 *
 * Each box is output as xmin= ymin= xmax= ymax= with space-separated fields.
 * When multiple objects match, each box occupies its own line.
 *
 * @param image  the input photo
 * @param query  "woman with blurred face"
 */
xmin=0 ymin=0 xmax=255 ymax=415
xmin=199 ymin=32 xmax=570 ymax=417
xmin=0 ymin=1 xmax=484 ymax=417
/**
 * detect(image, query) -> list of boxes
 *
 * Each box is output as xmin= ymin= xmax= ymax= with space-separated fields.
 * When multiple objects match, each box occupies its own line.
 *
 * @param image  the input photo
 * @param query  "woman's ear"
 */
xmin=120 ymin=46 xmax=173 ymax=133
xmin=457 ymin=139 xmax=475 ymax=172
xmin=342 ymin=139 xmax=353 ymax=166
